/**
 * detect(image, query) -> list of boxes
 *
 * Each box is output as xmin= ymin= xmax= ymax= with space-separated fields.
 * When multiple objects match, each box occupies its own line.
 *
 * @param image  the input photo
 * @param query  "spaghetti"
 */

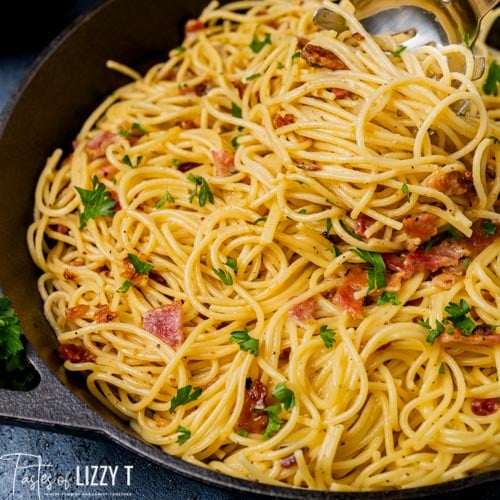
xmin=28 ymin=0 xmax=500 ymax=491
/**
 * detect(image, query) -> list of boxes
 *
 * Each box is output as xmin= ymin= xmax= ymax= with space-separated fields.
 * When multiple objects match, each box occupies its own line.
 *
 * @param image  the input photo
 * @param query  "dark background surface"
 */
xmin=0 ymin=1 xmax=499 ymax=499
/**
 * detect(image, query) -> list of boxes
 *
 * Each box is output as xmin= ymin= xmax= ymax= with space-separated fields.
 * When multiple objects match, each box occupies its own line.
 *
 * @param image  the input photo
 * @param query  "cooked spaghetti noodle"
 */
xmin=28 ymin=0 xmax=500 ymax=491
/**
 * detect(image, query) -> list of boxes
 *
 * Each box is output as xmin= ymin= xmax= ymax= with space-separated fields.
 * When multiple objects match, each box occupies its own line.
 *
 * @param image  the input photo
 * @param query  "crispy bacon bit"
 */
xmin=439 ymin=325 xmax=500 ymax=345
xmin=179 ymin=82 xmax=211 ymax=96
xmin=65 ymin=304 xmax=90 ymax=321
xmin=109 ymin=190 xmax=121 ymax=212
xmin=280 ymin=454 xmax=297 ymax=468
xmin=63 ymin=269 xmax=76 ymax=280
xmin=273 ymin=113 xmax=296 ymax=128
xmin=354 ymin=213 xmax=374 ymax=238
xmin=212 ymin=149 xmax=235 ymax=176
xmin=301 ymin=44 xmax=348 ymax=71
xmin=297 ymin=36 xmax=309 ymax=49
xmin=85 ymin=131 xmax=120 ymax=160
xmin=327 ymin=87 xmax=351 ymax=99
xmin=403 ymin=212 xmax=438 ymax=249
xmin=179 ymin=119 xmax=199 ymax=130
xmin=177 ymin=162 xmax=201 ymax=173
xmin=471 ymin=398 xmax=499 ymax=416
xmin=466 ymin=220 xmax=498 ymax=257
xmin=289 ymin=297 xmax=316 ymax=322
xmin=426 ymin=170 xmax=473 ymax=196
xmin=96 ymin=163 xmax=119 ymax=181
xmin=352 ymin=32 xmax=365 ymax=42
xmin=122 ymin=256 xmax=149 ymax=286
xmin=279 ymin=347 xmax=291 ymax=361
xmin=232 ymin=80 xmax=248 ymax=98
xmin=58 ymin=343 xmax=95 ymax=363
xmin=142 ymin=302 xmax=184 ymax=348
xmin=149 ymin=271 xmax=167 ymax=286
xmin=297 ymin=162 xmax=321 ymax=171
xmin=49 ymin=224 xmax=69 ymax=235
xmin=404 ymin=243 xmax=464 ymax=274
xmin=332 ymin=266 xmax=367 ymax=319
xmin=94 ymin=305 xmax=118 ymax=323
xmin=236 ymin=379 xmax=268 ymax=434
xmin=185 ymin=18 xmax=205 ymax=34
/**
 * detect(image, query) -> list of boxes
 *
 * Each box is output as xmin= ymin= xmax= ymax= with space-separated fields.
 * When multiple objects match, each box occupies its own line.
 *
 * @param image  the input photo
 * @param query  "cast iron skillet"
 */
xmin=0 ymin=0 xmax=499 ymax=497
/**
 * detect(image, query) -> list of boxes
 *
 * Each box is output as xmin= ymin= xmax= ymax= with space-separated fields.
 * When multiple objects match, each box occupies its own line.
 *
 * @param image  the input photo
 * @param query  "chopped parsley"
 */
xmin=351 ymin=248 xmax=387 ymax=294
xmin=127 ymin=253 xmax=153 ymax=274
xmin=483 ymin=60 xmax=500 ymax=96
xmin=377 ymin=291 xmax=400 ymax=306
xmin=230 ymin=329 xmax=259 ymax=356
xmin=438 ymin=362 xmax=445 ymax=374
xmin=187 ymin=173 xmax=214 ymax=207
xmin=401 ymin=183 xmax=411 ymax=202
xmin=424 ymin=225 xmax=463 ymax=251
xmin=176 ymin=425 xmax=191 ymax=444
xmin=225 ymin=258 xmax=238 ymax=273
xmin=272 ymin=382 xmax=295 ymax=410
xmin=460 ymin=32 xmax=472 ymax=50
xmin=117 ymin=280 xmax=133 ymax=293
xmin=325 ymin=217 xmax=333 ymax=235
xmin=213 ymin=268 xmax=233 ymax=285
xmin=169 ymin=385 xmax=202 ymax=413
xmin=319 ymin=324 xmax=336 ymax=348
xmin=231 ymin=102 xmax=242 ymax=118
xmin=75 ymin=176 xmax=116 ymax=229
xmin=246 ymin=73 xmax=261 ymax=81
xmin=482 ymin=220 xmax=497 ymax=237
xmin=262 ymin=404 xmax=283 ymax=439
xmin=250 ymin=29 xmax=272 ymax=53
xmin=390 ymin=46 xmax=406 ymax=57
xmin=253 ymin=217 xmax=267 ymax=225
xmin=155 ymin=188 xmax=175 ymax=208
xmin=123 ymin=154 xmax=143 ymax=168
xmin=0 ymin=296 xmax=38 ymax=390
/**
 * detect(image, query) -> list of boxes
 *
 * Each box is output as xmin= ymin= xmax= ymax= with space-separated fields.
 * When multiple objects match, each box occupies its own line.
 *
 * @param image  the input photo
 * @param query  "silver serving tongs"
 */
xmin=313 ymin=0 xmax=500 ymax=79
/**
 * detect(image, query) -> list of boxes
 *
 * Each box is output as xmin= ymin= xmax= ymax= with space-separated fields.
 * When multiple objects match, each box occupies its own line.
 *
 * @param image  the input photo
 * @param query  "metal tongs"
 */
xmin=313 ymin=0 xmax=500 ymax=78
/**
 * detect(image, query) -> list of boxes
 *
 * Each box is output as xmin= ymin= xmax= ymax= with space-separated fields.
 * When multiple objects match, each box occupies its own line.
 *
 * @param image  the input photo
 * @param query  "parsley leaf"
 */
xmin=262 ymin=404 xmax=282 ymax=439
xmin=460 ymin=32 xmax=472 ymax=50
xmin=351 ymin=248 xmax=386 ymax=294
xmin=482 ymin=220 xmax=497 ymax=237
xmin=230 ymin=329 xmax=259 ymax=356
xmin=0 ymin=296 xmax=38 ymax=390
xmin=169 ymin=385 xmax=202 ymax=413
xmin=250 ymin=30 xmax=271 ymax=53
xmin=272 ymin=382 xmax=295 ymax=410
xmin=231 ymin=102 xmax=242 ymax=118
xmin=377 ymin=291 xmax=401 ymax=306
xmin=319 ymin=324 xmax=336 ymax=348
xmin=118 ymin=280 xmax=133 ymax=293
xmin=176 ymin=425 xmax=191 ymax=444
xmin=155 ymin=188 xmax=175 ymax=208
xmin=401 ymin=183 xmax=411 ymax=202
xmin=213 ymin=268 xmax=233 ymax=285
xmin=123 ymin=154 xmax=143 ymax=168
xmin=425 ymin=319 xmax=445 ymax=344
xmin=444 ymin=299 xmax=476 ymax=336
xmin=246 ymin=73 xmax=261 ymax=81
xmin=483 ymin=60 xmax=500 ymax=95
xmin=75 ymin=176 xmax=116 ymax=229
xmin=225 ymin=258 xmax=238 ymax=273
xmin=390 ymin=46 xmax=406 ymax=57
xmin=187 ymin=173 xmax=214 ymax=207
xmin=127 ymin=253 xmax=153 ymax=274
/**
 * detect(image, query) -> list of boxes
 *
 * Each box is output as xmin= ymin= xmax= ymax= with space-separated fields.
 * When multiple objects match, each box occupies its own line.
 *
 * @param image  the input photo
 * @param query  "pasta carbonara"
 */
xmin=28 ymin=0 xmax=500 ymax=491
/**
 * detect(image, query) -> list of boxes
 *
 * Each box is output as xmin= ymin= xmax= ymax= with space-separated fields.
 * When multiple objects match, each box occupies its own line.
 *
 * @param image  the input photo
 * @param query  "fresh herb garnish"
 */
xmin=272 ymin=382 xmax=295 ymax=410
xmin=225 ymin=258 xmax=238 ymax=273
xmin=253 ymin=217 xmax=267 ymax=225
xmin=187 ymin=173 xmax=214 ymax=207
xmin=250 ymin=30 xmax=272 ymax=53
xmin=117 ymin=280 xmax=133 ymax=293
xmin=262 ymin=404 xmax=282 ymax=439
xmin=246 ymin=73 xmax=261 ymax=81
xmin=0 ymin=297 xmax=38 ymax=390
xmin=482 ymin=220 xmax=497 ymax=237
xmin=231 ymin=102 xmax=242 ymax=118
xmin=460 ymin=32 xmax=472 ymax=50
xmin=214 ymin=268 xmax=233 ymax=285
xmin=483 ymin=60 xmax=500 ymax=96
xmin=123 ymin=154 xmax=143 ymax=168
xmin=444 ymin=299 xmax=476 ymax=335
xmin=155 ymin=188 xmax=175 ymax=208
xmin=75 ymin=176 xmax=116 ymax=229
xmin=377 ymin=291 xmax=400 ymax=306
xmin=230 ymin=329 xmax=259 ymax=356
xmin=176 ymin=425 xmax=191 ymax=444
xmin=325 ymin=217 xmax=333 ymax=235
xmin=401 ymin=183 xmax=411 ymax=202
xmin=319 ymin=324 xmax=336 ymax=348
xmin=390 ymin=46 xmax=406 ymax=57
xmin=424 ymin=225 xmax=463 ymax=251
xmin=169 ymin=385 xmax=202 ymax=413
xmin=351 ymin=248 xmax=387 ymax=294
xmin=127 ymin=253 xmax=153 ymax=274
xmin=438 ymin=362 xmax=445 ymax=374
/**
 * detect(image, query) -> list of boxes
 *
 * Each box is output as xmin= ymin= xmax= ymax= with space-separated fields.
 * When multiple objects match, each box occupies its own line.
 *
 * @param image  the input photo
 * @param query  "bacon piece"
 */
xmin=439 ymin=325 xmax=500 ymax=345
xmin=354 ymin=213 xmax=374 ymax=238
xmin=179 ymin=82 xmax=211 ymax=96
xmin=332 ymin=266 xmax=367 ymax=319
xmin=403 ymin=212 xmax=438 ymax=249
xmin=232 ymin=80 xmax=248 ymax=98
xmin=471 ymin=398 xmax=499 ymax=416
xmin=404 ymin=239 xmax=468 ymax=273
xmin=297 ymin=36 xmax=309 ymax=49
xmin=352 ymin=32 xmax=365 ymax=42
xmin=236 ymin=379 xmax=268 ymax=434
xmin=273 ymin=113 xmax=296 ymax=128
xmin=49 ymin=224 xmax=69 ymax=235
xmin=63 ymin=269 xmax=76 ymax=280
xmin=185 ymin=18 xmax=204 ymax=35
xmin=85 ymin=131 xmax=120 ymax=160
xmin=426 ymin=170 xmax=473 ymax=196
xmin=122 ymin=255 xmax=148 ymax=286
xmin=465 ymin=220 xmax=498 ymax=257
xmin=58 ymin=343 xmax=95 ymax=363
xmin=65 ymin=304 xmax=90 ymax=321
xmin=280 ymin=454 xmax=297 ymax=468
xmin=212 ymin=149 xmax=235 ymax=176
xmin=142 ymin=302 xmax=184 ymax=348
xmin=301 ymin=44 xmax=348 ymax=71
xmin=289 ymin=297 xmax=316 ymax=323
xmin=327 ymin=87 xmax=351 ymax=99
xmin=94 ymin=305 xmax=118 ymax=323
xmin=179 ymin=119 xmax=200 ymax=130
xmin=96 ymin=163 xmax=119 ymax=181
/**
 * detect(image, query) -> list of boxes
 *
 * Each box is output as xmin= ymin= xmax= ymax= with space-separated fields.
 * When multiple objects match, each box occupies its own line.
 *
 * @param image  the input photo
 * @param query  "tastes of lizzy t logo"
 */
xmin=0 ymin=453 xmax=133 ymax=498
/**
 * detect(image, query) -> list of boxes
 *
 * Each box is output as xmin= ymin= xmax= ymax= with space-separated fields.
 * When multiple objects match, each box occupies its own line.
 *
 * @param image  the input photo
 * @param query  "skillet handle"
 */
xmin=0 ymin=342 xmax=105 ymax=434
